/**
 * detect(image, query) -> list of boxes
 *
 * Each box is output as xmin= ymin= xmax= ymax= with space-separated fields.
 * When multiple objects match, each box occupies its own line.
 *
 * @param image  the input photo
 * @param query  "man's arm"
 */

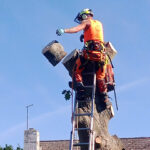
xmin=64 ymin=21 xmax=88 ymax=33
xmin=56 ymin=20 xmax=90 ymax=36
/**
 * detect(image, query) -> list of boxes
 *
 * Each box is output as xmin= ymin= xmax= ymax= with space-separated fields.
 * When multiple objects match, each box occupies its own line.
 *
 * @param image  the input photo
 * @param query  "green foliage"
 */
xmin=62 ymin=89 xmax=72 ymax=100
xmin=16 ymin=146 xmax=23 ymax=150
xmin=0 ymin=145 xmax=23 ymax=150
xmin=0 ymin=144 xmax=13 ymax=150
xmin=3 ymin=144 xmax=13 ymax=150
xmin=16 ymin=147 xmax=23 ymax=150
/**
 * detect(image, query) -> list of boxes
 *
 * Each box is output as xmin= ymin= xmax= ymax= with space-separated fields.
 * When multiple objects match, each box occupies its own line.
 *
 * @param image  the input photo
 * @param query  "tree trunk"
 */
xmin=63 ymin=49 xmax=125 ymax=150
xmin=76 ymin=62 xmax=125 ymax=150
xmin=77 ymin=98 xmax=124 ymax=150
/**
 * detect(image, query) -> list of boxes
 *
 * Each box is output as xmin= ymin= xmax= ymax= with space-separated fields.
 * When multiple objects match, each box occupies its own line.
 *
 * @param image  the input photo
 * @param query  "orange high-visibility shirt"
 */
xmin=84 ymin=19 xmax=104 ymax=43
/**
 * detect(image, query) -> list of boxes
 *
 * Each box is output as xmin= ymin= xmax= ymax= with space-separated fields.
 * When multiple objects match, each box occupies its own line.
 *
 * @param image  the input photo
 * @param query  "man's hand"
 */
xmin=56 ymin=29 xmax=64 ymax=36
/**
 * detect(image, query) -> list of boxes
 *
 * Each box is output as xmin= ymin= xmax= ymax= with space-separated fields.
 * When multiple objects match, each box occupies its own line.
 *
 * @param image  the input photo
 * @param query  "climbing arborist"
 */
xmin=56 ymin=8 xmax=112 ymax=108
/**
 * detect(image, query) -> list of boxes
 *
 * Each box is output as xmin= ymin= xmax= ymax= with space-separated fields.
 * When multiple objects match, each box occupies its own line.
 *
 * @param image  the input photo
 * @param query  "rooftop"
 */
xmin=40 ymin=137 xmax=150 ymax=150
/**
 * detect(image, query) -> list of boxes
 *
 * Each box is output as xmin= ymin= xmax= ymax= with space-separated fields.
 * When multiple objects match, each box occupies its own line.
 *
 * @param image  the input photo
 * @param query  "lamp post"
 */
xmin=26 ymin=104 xmax=33 ymax=130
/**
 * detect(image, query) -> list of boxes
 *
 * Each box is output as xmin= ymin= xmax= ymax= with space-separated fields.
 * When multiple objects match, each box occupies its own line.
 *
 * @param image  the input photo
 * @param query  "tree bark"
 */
xmin=63 ymin=49 xmax=125 ymax=150
xmin=77 ymin=97 xmax=124 ymax=150
xmin=76 ymin=63 xmax=125 ymax=150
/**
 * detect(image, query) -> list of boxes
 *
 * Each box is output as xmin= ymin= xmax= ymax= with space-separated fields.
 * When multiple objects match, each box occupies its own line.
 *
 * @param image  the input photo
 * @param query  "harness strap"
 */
xmin=107 ymin=54 xmax=114 ymax=68
xmin=84 ymin=40 xmax=104 ymax=51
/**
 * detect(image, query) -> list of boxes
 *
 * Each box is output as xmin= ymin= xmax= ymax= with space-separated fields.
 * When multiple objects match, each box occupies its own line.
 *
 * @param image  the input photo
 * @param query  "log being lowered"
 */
xmin=42 ymin=40 xmax=67 ymax=66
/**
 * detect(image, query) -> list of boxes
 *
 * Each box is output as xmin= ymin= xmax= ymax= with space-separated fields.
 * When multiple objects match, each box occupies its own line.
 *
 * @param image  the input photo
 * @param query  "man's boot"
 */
xmin=76 ymin=82 xmax=85 ymax=100
xmin=76 ymin=82 xmax=85 ymax=91
xmin=104 ymin=98 xmax=112 ymax=109
xmin=100 ymin=92 xmax=112 ymax=109
xmin=97 ymin=80 xmax=112 ymax=109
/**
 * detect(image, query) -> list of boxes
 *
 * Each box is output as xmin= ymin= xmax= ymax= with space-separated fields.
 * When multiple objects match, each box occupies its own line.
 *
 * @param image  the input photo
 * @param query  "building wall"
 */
xmin=24 ymin=128 xmax=42 ymax=150
xmin=24 ymin=129 xmax=150 ymax=150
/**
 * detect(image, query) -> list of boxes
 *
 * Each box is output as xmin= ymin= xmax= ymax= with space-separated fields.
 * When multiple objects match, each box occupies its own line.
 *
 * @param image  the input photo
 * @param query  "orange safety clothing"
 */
xmin=82 ymin=49 xmax=107 ymax=62
xmin=84 ymin=19 xmax=104 ymax=43
xmin=105 ymin=64 xmax=114 ymax=84
xmin=74 ymin=58 xmax=84 ymax=83
xmin=83 ymin=19 xmax=106 ymax=62
xmin=74 ymin=57 xmax=107 ymax=93
xmin=74 ymin=19 xmax=108 ymax=93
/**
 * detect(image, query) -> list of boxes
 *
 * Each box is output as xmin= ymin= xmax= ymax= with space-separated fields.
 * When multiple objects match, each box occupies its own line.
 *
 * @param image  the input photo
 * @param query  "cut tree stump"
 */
xmin=77 ymin=98 xmax=124 ymax=150
xmin=63 ymin=49 xmax=125 ymax=150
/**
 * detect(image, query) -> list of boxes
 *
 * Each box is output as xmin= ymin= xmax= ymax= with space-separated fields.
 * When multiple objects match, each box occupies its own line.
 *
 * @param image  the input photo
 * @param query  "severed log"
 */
xmin=42 ymin=40 xmax=67 ymax=66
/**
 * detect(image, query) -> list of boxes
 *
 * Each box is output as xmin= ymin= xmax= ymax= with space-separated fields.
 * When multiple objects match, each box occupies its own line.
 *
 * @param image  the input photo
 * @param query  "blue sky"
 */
xmin=0 ymin=0 xmax=150 ymax=148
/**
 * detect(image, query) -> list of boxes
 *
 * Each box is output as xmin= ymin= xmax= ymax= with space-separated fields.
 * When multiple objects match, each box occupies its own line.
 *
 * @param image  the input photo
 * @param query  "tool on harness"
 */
xmin=82 ymin=40 xmax=107 ymax=64
xmin=107 ymin=54 xmax=114 ymax=69
xmin=106 ymin=54 xmax=118 ymax=110
xmin=84 ymin=40 xmax=104 ymax=51
xmin=80 ymin=34 xmax=84 ymax=42
xmin=114 ymin=85 xmax=118 ymax=110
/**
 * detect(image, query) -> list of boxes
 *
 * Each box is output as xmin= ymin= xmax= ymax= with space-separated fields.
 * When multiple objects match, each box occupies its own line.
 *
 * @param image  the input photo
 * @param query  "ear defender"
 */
xmin=82 ymin=14 xmax=87 ymax=20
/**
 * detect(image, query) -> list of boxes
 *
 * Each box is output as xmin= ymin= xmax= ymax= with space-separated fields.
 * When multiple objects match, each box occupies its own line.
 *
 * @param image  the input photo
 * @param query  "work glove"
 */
xmin=56 ymin=29 xmax=64 ymax=36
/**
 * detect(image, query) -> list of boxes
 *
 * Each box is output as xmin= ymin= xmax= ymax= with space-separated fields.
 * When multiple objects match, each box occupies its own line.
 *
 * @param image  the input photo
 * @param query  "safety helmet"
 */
xmin=74 ymin=8 xmax=94 ymax=24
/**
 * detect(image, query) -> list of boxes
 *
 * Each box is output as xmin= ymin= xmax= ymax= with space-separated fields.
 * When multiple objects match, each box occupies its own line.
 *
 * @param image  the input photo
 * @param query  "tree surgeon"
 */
xmin=56 ymin=8 xmax=112 ymax=108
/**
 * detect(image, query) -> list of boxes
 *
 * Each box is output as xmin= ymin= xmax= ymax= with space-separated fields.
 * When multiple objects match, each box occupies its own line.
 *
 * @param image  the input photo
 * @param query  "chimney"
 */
xmin=24 ymin=128 xmax=42 ymax=150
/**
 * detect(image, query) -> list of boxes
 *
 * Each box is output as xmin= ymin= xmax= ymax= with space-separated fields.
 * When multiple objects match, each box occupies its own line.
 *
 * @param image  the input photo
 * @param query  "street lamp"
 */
xmin=26 ymin=104 xmax=33 ymax=130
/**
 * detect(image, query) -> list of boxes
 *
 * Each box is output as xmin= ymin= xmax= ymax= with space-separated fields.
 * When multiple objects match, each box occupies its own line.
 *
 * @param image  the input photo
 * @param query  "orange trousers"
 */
xmin=74 ymin=57 xmax=107 ymax=93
